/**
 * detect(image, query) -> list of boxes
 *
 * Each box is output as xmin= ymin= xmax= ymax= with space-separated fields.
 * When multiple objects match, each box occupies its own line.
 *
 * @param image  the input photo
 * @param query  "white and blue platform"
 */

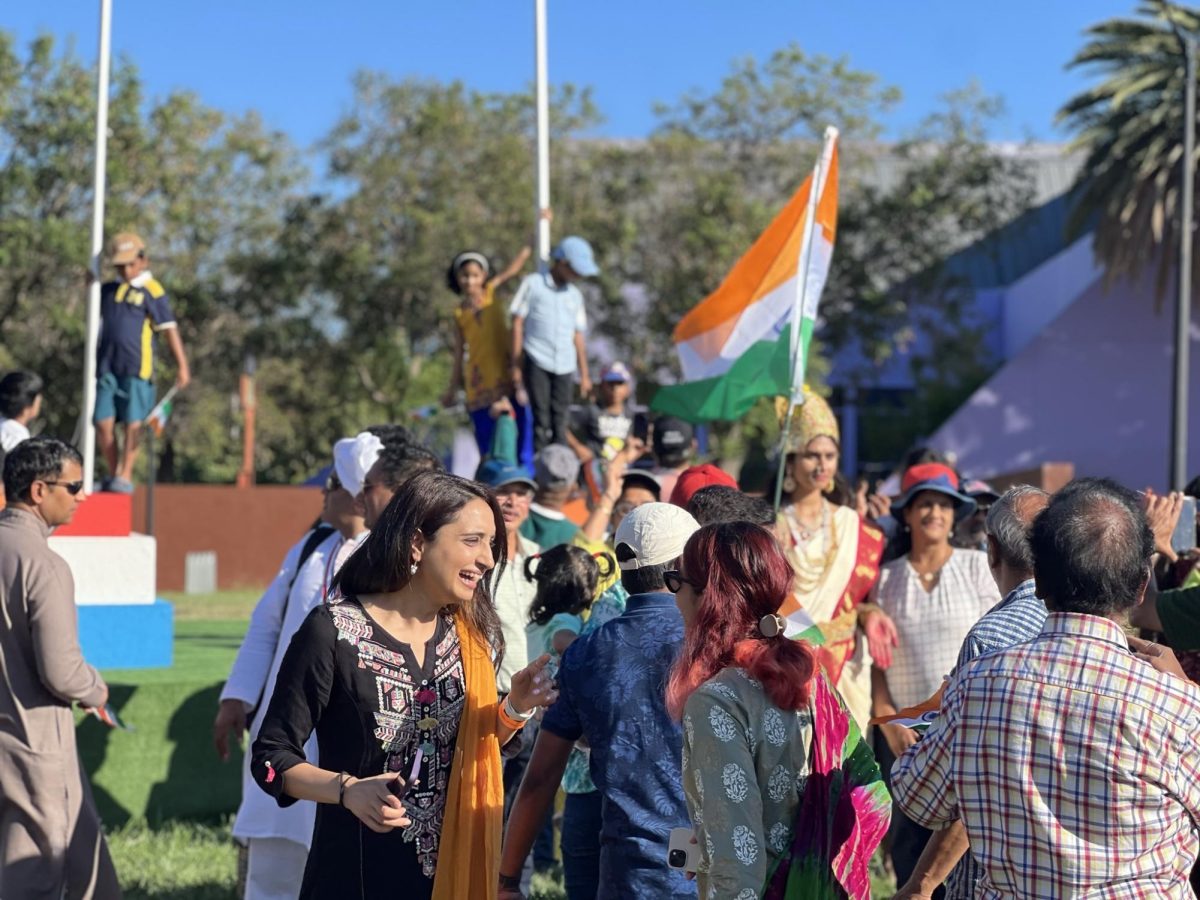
xmin=50 ymin=494 xmax=173 ymax=669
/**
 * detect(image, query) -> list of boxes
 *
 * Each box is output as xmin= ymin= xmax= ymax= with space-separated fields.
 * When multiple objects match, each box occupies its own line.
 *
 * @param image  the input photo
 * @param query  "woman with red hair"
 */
xmin=666 ymin=522 xmax=890 ymax=900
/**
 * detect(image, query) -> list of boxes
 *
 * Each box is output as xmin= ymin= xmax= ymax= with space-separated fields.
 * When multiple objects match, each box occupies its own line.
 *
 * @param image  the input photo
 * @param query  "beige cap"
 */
xmin=110 ymin=232 xmax=146 ymax=265
xmin=614 ymin=502 xmax=700 ymax=571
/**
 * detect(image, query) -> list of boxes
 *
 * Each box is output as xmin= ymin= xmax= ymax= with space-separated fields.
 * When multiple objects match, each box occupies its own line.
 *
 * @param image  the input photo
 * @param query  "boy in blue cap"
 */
xmin=509 ymin=236 xmax=598 ymax=451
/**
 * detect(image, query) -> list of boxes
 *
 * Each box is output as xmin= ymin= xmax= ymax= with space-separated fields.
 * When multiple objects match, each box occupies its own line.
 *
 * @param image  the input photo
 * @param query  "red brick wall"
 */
xmin=130 ymin=485 xmax=322 ymax=591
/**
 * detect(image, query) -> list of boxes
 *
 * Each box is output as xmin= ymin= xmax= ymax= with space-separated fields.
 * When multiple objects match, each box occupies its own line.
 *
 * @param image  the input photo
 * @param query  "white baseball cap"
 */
xmin=613 ymin=502 xmax=700 ymax=571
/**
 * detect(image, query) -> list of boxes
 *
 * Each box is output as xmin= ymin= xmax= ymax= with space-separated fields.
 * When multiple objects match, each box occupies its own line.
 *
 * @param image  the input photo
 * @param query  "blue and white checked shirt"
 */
xmin=946 ymin=578 xmax=1046 ymax=899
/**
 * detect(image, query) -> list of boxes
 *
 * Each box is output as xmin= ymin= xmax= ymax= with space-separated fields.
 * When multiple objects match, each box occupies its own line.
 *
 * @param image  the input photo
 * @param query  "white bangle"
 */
xmin=504 ymin=695 xmax=536 ymax=721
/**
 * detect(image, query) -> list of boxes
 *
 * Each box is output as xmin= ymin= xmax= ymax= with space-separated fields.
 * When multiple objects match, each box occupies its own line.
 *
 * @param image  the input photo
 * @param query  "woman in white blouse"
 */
xmin=870 ymin=462 xmax=1001 ymax=893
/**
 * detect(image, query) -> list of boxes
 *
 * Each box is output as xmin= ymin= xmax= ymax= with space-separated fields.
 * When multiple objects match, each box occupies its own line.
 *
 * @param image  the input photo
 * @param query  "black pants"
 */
xmin=875 ymin=730 xmax=946 ymax=899
xmin=524 ymin=359 xmax=573 ymax=451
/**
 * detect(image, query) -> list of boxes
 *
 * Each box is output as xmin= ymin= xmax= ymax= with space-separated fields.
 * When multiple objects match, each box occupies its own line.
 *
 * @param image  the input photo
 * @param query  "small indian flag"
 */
xmin=652 ymin=127 xmax=838 ymax=421
xmin=144 ymin=386 xmax=178 ymax=436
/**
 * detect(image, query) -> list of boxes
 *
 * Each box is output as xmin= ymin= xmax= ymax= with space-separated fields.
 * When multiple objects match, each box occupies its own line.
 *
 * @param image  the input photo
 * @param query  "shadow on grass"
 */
xmin=77 ymin=684 xmax=137 ymax=828
xmin=145 ymin=683 xmax=241 ymax=824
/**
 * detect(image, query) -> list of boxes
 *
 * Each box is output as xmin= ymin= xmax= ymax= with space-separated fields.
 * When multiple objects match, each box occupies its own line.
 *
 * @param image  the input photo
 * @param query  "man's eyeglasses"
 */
xmin=324 ymin=472 xmax=342 ymax=493
xmin=662 ymin=570 xmax=699 ymax=594
xmin=41 ymin=480 xmax=85 ymax=496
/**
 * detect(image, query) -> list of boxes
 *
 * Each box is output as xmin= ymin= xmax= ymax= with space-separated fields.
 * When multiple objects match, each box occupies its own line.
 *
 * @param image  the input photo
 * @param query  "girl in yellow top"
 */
xmin=443 ymin=248 xmax=533 ymax=468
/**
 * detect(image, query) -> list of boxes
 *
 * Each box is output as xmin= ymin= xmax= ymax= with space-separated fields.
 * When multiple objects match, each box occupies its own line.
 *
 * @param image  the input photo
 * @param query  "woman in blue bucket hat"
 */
xmin=870 ymin=462 xmax=1001 ymax=893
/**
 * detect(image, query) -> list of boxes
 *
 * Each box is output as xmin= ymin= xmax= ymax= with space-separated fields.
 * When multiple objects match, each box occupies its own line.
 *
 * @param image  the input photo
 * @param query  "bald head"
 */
xmin=985 ymin=485 xmax=1049 ymax=576
xmin=1030 ymin=477 xmax=1154 ymax=616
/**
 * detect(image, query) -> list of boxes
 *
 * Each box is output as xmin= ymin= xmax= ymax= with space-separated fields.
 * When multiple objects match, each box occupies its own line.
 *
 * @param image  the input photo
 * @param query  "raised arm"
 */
xmin=489 ymin=246 xmax=532 ymax=290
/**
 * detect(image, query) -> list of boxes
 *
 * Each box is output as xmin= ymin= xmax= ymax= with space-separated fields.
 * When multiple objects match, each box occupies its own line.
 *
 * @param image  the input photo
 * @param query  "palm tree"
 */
xmin=1059 ymin=1 xmax=1200 ymax=302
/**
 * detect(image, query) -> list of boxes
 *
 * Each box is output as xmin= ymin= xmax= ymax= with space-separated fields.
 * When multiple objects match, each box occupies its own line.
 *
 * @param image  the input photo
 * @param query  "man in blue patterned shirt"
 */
xmin=498 ymin=503 xmax=700 ymax=900
xmin=893 ymin=485 xmax=1049 ymax=900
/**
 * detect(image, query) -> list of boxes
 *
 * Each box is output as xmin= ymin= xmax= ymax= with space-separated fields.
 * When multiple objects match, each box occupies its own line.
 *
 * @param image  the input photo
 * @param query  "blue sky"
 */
xmin=14 ymin=1 xmax=1137 ymax=148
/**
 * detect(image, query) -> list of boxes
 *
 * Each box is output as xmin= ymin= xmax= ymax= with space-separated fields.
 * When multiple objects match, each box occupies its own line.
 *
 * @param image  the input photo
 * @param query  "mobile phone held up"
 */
xmin=389 ymin=747 xmax=424 ymax=802
xmin=667 ymin=827 xmax=699 ymax=873
xmin=632 ymin=412 xmax=650 ymax=444
xmin=1172 ymin=496 xmax=1198 ymax=554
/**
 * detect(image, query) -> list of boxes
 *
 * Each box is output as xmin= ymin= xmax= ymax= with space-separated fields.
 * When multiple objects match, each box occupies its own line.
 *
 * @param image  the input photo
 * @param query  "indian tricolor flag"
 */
xmin=652 ymin=127 xmax=839 ymax=421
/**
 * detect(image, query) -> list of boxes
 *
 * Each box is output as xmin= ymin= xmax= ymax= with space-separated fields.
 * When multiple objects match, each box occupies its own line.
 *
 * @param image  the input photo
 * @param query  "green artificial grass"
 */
xmin=161 ymin=589 xmax=260 ymax=622
xmin=79 ymin=618 xmax=249 ymax=825
xmin=108 ymin=820 xmax=238 ymax=899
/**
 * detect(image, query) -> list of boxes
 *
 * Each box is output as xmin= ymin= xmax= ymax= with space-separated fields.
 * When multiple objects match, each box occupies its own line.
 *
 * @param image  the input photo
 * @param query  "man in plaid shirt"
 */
xmin=893 ymin=485 xmax=1050 ymax=899
xmin=892 ymin=478 xmax=1200 ymax=899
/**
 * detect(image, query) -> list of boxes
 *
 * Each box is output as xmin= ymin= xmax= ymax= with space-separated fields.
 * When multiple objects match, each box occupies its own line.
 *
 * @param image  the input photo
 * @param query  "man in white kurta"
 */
xmin=213 ymin=434 xmax=378 ymax=900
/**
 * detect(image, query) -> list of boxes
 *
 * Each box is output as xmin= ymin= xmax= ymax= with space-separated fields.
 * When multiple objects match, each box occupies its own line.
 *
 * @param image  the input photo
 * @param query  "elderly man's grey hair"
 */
xmin=985 ymin=485 xmax=1050 ymax=574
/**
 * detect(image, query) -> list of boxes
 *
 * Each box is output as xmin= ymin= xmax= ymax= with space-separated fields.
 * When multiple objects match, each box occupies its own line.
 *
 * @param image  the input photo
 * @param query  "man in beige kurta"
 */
xmin=0 ymin=436 xmax=120 ymax=899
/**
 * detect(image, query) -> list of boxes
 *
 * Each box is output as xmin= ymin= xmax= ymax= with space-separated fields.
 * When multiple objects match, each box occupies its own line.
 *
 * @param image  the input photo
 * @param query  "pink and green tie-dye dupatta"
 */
xmin=764 ymin=673 xmax=891 ymax=900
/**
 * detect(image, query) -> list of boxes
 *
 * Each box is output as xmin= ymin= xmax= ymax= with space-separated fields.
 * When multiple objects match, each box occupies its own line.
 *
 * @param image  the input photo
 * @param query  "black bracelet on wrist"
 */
xmin=498 ymin=872 xmax=522 ymax=890
xmin=338 ymin=771 xmax=349 ymax=807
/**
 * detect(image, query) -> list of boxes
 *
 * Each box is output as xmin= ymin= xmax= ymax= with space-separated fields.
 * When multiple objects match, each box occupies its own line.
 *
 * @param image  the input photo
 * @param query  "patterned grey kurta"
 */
xmin=682 ymin=667 xmax=813 ymax=900
xmin=0 ymin=507 xmax=117 ymax=899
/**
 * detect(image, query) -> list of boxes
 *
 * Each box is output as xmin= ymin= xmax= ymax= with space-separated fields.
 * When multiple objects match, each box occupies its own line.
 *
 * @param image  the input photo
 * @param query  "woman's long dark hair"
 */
xmin=666 ymin=522 xmax=815 ymax=719
xmin=523 ymin=545 xmax=614 ymax=627
xmin=333 ymin=471 xmax=507 ymax=664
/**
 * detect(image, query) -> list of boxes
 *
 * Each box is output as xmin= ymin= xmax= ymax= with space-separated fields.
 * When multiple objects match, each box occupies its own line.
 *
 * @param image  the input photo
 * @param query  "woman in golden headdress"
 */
xmin=775 ymin=388 xmax=895 ymax=731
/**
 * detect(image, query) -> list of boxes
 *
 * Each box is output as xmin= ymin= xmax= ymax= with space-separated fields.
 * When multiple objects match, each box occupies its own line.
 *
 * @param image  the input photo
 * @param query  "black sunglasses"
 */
xmin=42 ymin=480 xmax=85 ymax=496
xmin=663 ymin=570 xmax=700 ymax=594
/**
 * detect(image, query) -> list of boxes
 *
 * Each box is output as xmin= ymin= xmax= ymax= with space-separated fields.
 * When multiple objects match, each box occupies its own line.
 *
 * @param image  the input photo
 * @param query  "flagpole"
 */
xmin=81 ymin=0 xmax=113 ymax=493
xmin=774 ymin=127 xmax=838 ymax=512
xmin=534 ymin=0 xmax=551 ymax=268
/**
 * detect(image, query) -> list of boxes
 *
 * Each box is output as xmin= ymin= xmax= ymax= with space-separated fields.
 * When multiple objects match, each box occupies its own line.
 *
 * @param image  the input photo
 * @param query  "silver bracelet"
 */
xmin=504 ymin=694 xmax=536 ymax=722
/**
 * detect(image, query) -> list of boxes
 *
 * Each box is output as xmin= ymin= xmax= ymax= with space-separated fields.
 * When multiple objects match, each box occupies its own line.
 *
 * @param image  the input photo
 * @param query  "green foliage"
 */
xmin=1059 ymin=0 xmax=1200 ymax=301
xmin=0 ymin=33 xmax=1034 ymax=480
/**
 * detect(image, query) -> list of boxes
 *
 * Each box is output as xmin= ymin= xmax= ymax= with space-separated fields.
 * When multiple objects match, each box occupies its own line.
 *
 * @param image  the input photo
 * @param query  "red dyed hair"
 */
xmin=666 ymin=522 xmax=815 ymax=719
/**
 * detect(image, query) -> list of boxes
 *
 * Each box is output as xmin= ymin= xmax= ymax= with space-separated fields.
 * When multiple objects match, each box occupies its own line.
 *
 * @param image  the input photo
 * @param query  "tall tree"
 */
xmin=1059 ymin=0 xmax=1200 ymax=300
xmin=0 ymin=34 xmax=308 ymax=482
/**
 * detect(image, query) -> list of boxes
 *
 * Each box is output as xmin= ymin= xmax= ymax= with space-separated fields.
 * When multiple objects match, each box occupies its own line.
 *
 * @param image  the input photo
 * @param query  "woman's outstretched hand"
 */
xmin=508 ymin=653 xmax=560 ymax=714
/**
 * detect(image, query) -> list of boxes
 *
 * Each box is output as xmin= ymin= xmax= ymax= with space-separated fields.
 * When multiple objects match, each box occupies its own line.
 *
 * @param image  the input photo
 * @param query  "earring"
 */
xmin=410 ymin=562 xmax=419 ymax=576
xmin=822 ymin=480 xmax=835 ymax=495
xmin=782 ymin=476 xmax=796 ymax=494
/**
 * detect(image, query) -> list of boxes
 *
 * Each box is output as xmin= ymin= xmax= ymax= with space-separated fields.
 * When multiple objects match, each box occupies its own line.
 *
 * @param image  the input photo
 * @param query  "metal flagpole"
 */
xmin=81 ymin=0 xmax=114 ymax=493
xmin=1173 ymin=31 xmax=1196 ymax=489
xmin=534 ymin=0 xmax=551 ymax=267
xmin=773 ymin=128 xmax=836 ymax=511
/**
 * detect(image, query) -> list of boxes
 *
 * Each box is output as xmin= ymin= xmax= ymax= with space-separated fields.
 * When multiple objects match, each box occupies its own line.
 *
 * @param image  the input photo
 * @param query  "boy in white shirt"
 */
xmin=0 ymin=371 xmax=43 ymax=453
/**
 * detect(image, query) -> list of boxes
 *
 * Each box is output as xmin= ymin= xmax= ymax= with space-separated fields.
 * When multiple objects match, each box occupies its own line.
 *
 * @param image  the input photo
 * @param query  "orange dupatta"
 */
xmin=431 ymin=613 xmax=504 ymax=900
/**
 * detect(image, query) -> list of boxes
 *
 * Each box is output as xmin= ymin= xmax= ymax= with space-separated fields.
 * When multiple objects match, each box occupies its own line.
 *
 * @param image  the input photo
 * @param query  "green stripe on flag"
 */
xmin=652 ymin=323 xmax=801 ymax=422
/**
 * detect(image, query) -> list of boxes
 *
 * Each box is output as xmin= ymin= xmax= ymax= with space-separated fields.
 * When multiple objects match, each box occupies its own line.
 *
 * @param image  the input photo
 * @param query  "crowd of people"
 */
xmin=3 ymin=230 xmax=1200 ymax=900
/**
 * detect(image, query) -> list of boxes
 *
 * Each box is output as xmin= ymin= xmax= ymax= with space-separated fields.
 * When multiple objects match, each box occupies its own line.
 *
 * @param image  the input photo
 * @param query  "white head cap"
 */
xmin=332 ymin=432 xmax=384 ymax=497
xmin=613 ymin=502 xmax=701 ymax=571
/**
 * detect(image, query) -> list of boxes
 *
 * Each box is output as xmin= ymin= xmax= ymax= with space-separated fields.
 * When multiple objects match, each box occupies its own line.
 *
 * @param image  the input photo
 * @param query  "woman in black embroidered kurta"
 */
xmin=252 ymin=472 xmax=558 ymax=900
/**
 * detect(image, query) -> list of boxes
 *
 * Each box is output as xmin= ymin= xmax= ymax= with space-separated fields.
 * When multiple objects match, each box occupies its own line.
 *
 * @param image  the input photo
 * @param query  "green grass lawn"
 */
xmin=97 ymin=590 xmax=895 ymax=897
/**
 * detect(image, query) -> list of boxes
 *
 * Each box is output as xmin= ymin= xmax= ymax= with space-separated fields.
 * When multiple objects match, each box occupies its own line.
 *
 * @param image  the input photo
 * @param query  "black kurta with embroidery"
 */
xmin=251 ymin=598 xmax=464 ymax=900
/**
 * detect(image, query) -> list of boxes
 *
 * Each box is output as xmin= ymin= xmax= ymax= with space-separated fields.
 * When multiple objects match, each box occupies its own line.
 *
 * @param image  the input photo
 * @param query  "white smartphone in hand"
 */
xmin=667 ymin=827 xmax=699 ymax=873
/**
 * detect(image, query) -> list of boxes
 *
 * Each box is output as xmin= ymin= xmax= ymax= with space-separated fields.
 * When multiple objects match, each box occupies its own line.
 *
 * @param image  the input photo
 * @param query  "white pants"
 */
xmin=245 ymin=837 xmax=308 ymax=900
